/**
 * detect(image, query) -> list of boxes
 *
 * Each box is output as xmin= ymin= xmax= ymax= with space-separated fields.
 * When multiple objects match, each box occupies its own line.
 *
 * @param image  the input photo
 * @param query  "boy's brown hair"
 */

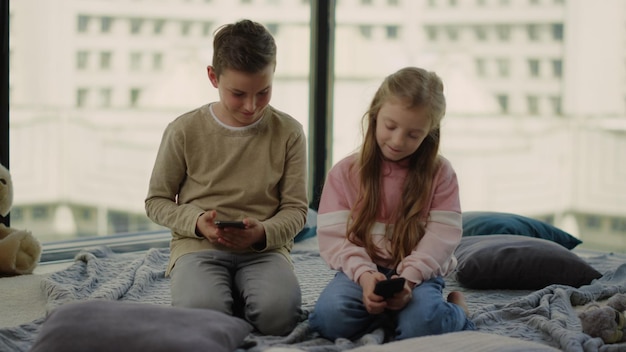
xmin=212 ymin=19 xmax=277 ymax=77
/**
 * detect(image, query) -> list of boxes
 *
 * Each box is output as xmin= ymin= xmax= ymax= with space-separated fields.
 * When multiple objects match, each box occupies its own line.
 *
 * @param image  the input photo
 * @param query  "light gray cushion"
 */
xmin=345 ymin=331 xmax=560 ymax=352
xmin=30 ymin=300 xmax=253 ymax=352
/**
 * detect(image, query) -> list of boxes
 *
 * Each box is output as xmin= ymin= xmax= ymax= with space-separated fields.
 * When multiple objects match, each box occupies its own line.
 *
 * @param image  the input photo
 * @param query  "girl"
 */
xmin=309 ymin=67 xmax=474 ymax=341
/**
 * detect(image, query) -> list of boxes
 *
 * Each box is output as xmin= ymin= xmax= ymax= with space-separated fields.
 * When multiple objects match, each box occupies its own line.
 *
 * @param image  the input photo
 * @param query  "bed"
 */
xmin=1 ymin=211 xmax=626 ymax=352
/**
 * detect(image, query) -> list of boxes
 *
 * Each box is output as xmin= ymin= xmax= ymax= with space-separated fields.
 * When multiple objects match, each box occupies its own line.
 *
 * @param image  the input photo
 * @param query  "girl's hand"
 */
xmin=385 ymin=276 xmax=413 ymax=310
xmin=216 ymin=217 xmax=265 ymax=250
xmin=359 ymin=272 xmax=388 ymax=315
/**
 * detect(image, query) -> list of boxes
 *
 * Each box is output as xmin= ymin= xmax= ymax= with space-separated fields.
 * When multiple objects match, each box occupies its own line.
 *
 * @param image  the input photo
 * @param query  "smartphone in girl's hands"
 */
xmin=374 ymin=277 xmax=406 ymax=299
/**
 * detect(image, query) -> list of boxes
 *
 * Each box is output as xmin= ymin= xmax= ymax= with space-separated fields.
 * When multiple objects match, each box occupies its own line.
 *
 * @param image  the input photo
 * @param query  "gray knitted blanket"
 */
xmin=1 ymin=246 xmax=626 ymax=352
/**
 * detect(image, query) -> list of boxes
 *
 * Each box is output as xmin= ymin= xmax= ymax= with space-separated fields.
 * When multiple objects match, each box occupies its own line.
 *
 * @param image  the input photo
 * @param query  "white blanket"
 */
xmin=1 ymin=246 xmax=625 ymax=352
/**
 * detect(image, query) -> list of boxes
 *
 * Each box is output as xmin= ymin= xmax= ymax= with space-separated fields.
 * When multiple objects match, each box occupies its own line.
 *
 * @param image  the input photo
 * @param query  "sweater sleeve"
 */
xmin=259 ymin=128 xmax=309 ymax=250
xmin=396 ymin=158 xmax=462 ymax=285
xmin=145 ymin=122 xmax=204 ymax=238
xmin=316 ymin=157 xmax=378 ymax=282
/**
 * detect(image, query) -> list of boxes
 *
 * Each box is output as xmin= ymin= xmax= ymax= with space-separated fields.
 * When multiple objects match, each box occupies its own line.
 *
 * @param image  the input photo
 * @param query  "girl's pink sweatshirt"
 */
xmin=317 ymin=153 xmax=462 ymax=285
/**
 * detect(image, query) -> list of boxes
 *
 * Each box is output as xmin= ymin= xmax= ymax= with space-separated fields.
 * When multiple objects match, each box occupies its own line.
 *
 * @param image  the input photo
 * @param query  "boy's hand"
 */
xmin=216 ymin=217 xmax=265 ymax=250
xmin=195 ymin=210 xmax=219 ymax=241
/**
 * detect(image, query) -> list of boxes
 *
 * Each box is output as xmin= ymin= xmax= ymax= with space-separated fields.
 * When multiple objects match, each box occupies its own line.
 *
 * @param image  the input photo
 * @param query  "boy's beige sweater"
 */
xmin=145 ymin=104 xmax=308 ymax=275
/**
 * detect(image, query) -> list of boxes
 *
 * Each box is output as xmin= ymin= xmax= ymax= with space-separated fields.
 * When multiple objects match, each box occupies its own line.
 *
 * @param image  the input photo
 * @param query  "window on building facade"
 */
xmin=612 ymin=218 xmax=626 ymax=233
xmin=32 ymin=206 xmax=49 ymax=220
xmin=11 ymin=208 xmax=22 ymax=222
xmin=475 ymin=57 xmax=487 ymax=77
xmin=550 ymin=96 xmax=562 ymax=115
xmin=130 ymin=52 xmax=142 ymax=71
xmin=552 ymin=59 xmax=562 ymax=78
xmin=266 ymin=23 xmax=279 ymax=35
xmin=181 ymin=21 xmax=193 ymax=36
xmin=446 ymin=26 xmax=458 ymax=41
xmin=130 ymin=18 xmax=143 ymax=34
xmin=475 ymin=26 xmax=487 ymax=41
xmin=496 ymin=25 xmax=510 ymax=41
xmin=154 ymin=19 xmax=166 ymax=34
xmin=100 ymin=88 xmax=112 ymax=107
xmin=586 ymin=215 xmax=602 ymax=229
xmin=101 ymin=16 xmax=114 ymax=33
xmin=129 ymin=88 xmax=141 ymax=107
xmin=528 ymin=58 xmax=540 ymax=77
xmin=496 ymin=58 xmax=509 ymax=77
xmin=100 ymin=51 xmax=112 ymax=70
xmin=385 ymin=25 xmax=399 ymax=39
xmin=497 ymin=94 xmax=509 ymax=113
xmin=100 ymin=88 xmax=111 ymax=108
xmin=202 ymin=22 xmax=213 ymax=36
xmin=359 ymin=25 xmax=372 ymax=39
xmin=77 ymin=51 xmax=89 ymax=70
xmin=526 ymin=95 xmax=539 ymax=115
xmin=552 ymin=23 xmax=563 ymax=41
xmin=152 ymin=53 xmax=163 ymax=71
xmin=76 ymin=88 xmax=88 ymax=107
xmin=77 ymin=15 xmax=90 ymax=33
xmin=425 ymin=26 xmax=438 ymax=41
xmin=527 ymin=24 xmax=539 ymax=41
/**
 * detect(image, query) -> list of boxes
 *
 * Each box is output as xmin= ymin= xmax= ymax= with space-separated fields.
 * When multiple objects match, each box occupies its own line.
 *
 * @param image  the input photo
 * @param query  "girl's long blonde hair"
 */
xmin=348 ymin=67 xmax=446 ymax=267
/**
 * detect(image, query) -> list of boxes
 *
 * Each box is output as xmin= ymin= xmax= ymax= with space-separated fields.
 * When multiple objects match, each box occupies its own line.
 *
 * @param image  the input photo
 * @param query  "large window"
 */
xmin=332 ymin=0 xmax=626 ymax=253
xmin=5 ymin=0 xmax=626 ymax=254
xmin=7 ymin=0 xmax=311 ymax=243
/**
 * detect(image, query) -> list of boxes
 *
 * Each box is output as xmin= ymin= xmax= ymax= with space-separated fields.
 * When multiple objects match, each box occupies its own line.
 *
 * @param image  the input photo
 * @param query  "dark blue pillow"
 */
xmin=294 ymin=208 xmax=317 ymax=243
xmin=462 ymin=211 xmax=582 ymax=250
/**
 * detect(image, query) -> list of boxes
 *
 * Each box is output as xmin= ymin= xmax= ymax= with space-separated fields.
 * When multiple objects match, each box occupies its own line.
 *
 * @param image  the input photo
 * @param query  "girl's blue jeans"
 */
xmin=309 ymin=271 xmax=475 ymax=341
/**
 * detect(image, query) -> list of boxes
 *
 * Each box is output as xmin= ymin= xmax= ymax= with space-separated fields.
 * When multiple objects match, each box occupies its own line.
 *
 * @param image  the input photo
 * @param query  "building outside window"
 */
xmin=6 ymin=0 xmax=626 ymax=255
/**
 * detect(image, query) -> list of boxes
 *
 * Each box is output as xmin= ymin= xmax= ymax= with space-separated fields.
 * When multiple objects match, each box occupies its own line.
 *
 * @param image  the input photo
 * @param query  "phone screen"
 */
xmin=214 ymin=220 xmax=246 ymax=229
xmin=373 ymin=277 xmax=406 ymax=299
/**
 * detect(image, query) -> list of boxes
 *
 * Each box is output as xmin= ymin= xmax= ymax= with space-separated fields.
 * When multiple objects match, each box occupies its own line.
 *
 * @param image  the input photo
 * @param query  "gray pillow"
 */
xmin=454 ymin=235 xmax=602 ymax=290
xmin=30 ymin=300 xmax=253 ymax=352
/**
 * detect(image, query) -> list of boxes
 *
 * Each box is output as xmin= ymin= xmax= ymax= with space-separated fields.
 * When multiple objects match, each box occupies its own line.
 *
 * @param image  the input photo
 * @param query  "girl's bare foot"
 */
xmin=447 ymin=291 xmax=470 ymax=316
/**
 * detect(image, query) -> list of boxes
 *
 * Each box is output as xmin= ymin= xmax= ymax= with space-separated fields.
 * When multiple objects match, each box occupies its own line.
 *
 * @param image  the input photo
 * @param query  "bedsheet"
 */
xmin=1 ymin=245 xmax=625 ymax=352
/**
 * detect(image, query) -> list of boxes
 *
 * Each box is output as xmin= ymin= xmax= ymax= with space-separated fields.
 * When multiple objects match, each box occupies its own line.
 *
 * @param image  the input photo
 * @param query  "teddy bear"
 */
xmin=579 ymin=293 xmax=626 ymax=344
xmin=0 ymin=163 xmax=42 ymax=276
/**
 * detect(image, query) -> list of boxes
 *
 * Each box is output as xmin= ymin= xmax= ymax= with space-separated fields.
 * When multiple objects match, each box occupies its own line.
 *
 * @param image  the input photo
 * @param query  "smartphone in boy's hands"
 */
xmin=373 ymin=277 xmax=406 ymax=299
xmin=214 ymin=220 xmax=246 ymax=229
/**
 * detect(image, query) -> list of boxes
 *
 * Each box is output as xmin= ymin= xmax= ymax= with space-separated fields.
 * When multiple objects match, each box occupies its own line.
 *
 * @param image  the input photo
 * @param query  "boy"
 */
xmin=145 ymin=19 xmax=308 ymax=336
